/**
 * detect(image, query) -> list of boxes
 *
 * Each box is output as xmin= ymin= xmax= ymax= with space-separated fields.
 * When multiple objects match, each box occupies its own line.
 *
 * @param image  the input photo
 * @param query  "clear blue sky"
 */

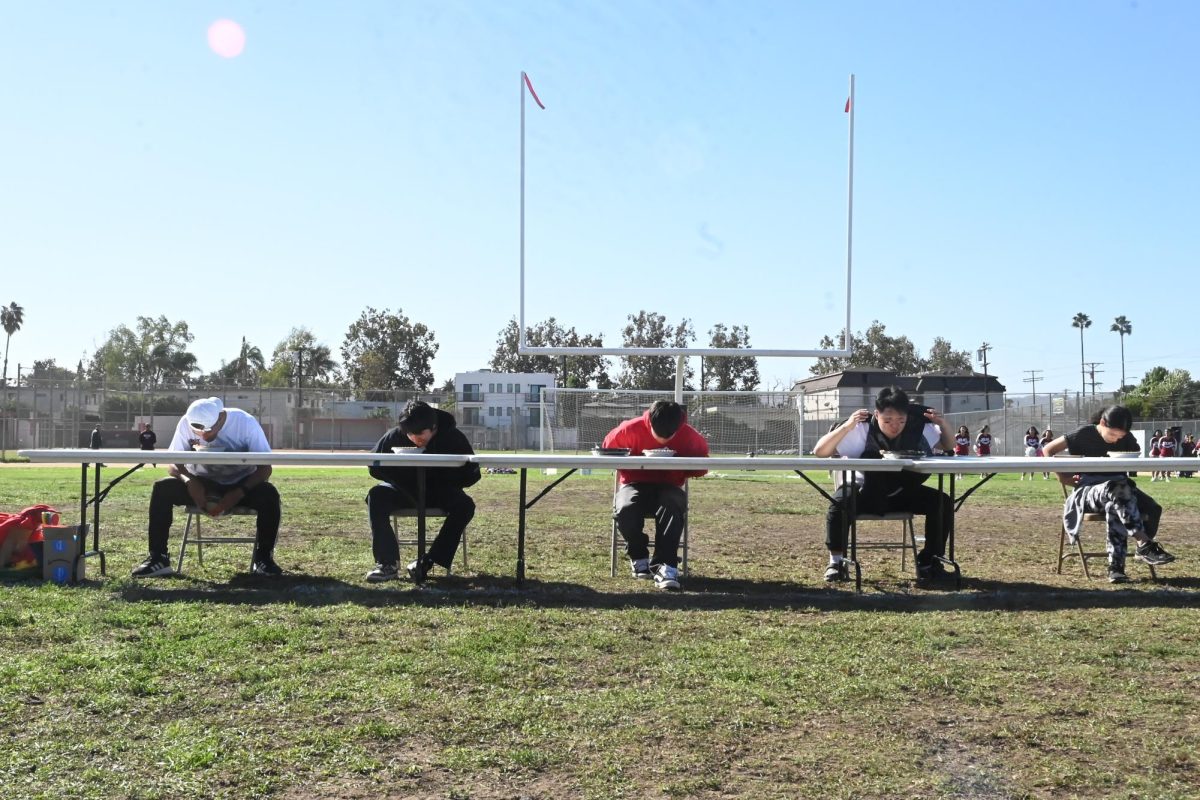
xmin=3 ymin=1 xmax=1197 ymax=395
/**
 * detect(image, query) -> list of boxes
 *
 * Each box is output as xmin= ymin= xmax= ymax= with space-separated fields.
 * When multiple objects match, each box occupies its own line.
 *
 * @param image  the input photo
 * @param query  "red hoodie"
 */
xmin=602 ymin=409 xmax=709 ymax=487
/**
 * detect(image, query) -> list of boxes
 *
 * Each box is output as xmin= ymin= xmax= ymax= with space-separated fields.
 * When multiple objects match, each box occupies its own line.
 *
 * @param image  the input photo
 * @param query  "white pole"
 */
xmin=519 ymin=71 xmax=527 ymax=353
xmin=674 ymin=355 xmax=685 ymax=404
xmin=844 ymin=73 xmax=855 ymax=354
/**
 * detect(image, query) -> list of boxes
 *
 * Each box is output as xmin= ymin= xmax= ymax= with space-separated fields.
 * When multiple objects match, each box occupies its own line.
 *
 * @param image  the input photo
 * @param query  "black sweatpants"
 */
xmin=825 ymin=481 xmax=951 ymax=562
xmin=147 ymin=476 xmax=281 ymax=560
xmin=365 ymin=482 xmax=475 ymax=569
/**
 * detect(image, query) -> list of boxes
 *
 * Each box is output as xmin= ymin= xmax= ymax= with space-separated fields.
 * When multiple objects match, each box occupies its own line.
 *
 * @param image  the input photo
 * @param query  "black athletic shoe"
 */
xmin=1136 ymin=541 xmax=1176 ymax=566
xmin=1108 ymin=566 xmax=1130 ymax=584
xmin=916 ymin=556 xmax=946 ymax=584
xmin=131 ymin=554 xmax=173 ymax=578
xmin=406 ymin=557 xmax=432 ymax=584
xmin=251 ymin=557 xmax=283 ymax=576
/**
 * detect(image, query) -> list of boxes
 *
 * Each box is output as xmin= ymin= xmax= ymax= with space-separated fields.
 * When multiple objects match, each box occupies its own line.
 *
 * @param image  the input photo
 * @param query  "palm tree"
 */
xmin=1 ymin=302 xmax=25 ymax=387
xmin=1071 ymin=313 xmax=1092 ymax=398
xmin=1111 ymin=315 xmax=1132 ymax=393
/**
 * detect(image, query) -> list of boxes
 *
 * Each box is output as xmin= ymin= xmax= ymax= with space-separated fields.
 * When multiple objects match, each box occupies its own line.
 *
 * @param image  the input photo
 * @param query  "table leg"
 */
xmin=849 ymin=472 xmax=862 ymax=593
xmin=933 ymin=472 xmax=961 ymax=590
xmin=416 ymin=467 xmax=427 ymax=559
xmin=517 ymin=468 xmax=527 ymax=587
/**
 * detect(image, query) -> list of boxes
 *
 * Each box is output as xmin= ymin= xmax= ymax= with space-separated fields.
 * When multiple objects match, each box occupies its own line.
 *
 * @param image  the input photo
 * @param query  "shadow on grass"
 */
xmin=102 ymin=568 xmax=1200 ymax=614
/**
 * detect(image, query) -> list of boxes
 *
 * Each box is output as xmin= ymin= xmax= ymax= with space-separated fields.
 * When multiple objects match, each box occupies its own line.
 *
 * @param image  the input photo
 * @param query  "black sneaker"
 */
xmin=251 ymin=557 xmax=283 ymax=576
xmin=823 ymin=561 xmax=849 ymax=582
xmin=366 ymin=563 xmax=399 ymax=583
xmin=916 ymin=556 xmax=946 ymax=584
xmin=406 ymin=557 xmax=432 ymax=584
xmin=131 ymin=554 xmax=173 ymax=578
xmin=1136 ymin=541 xmax=1176 ymax=566
xmin=1108 ymin=566 xmax=1130 ymax=584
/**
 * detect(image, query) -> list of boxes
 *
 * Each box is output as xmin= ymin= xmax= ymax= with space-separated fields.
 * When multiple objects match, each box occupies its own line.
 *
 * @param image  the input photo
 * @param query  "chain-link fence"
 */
xmin=4 ymin=380 xmax=1200 ymax=456
xmin=0 ymin=380 xmax=440 ymax=453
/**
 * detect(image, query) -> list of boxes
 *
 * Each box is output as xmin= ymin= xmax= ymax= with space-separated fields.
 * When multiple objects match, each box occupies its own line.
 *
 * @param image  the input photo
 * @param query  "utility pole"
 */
xmin=976 ymin=342 xmax=992 ymax=410
xmin=1084 ymin=362 xmax=1104 ymax=398
xmin=1023 ymin=369 xmax=1043 ymax=406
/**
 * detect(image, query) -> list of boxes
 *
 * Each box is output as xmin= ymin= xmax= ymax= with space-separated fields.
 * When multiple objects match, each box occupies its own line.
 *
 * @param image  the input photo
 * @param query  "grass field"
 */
xmin=1 ymin=463 xmax=1198 ymax=799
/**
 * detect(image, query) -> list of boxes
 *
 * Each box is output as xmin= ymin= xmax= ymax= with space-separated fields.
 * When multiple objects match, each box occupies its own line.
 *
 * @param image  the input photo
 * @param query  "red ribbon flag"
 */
xmin=844 ymin=97 xmax=851 ymax=113
xmin=524 ymin=72 xmax=546 ymax=110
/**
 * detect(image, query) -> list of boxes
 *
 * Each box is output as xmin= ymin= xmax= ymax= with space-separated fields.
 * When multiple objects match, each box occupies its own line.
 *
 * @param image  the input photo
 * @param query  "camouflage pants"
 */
xmin=1064 ymin=479 xmax=1145 ymax=569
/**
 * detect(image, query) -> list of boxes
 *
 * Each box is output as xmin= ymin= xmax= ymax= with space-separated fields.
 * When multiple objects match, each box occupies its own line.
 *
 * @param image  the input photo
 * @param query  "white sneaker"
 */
xmin=629 ymin=558 xmax=652 ymax=579
xmin=653 ymin=563 xmax=680 ymax=591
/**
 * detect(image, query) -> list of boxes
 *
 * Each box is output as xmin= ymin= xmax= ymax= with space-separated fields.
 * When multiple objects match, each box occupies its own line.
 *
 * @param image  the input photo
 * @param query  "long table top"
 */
xmin=16 ymin=448 xmax=469 ymax=468
xmin=18 ymin=449 xmax=1196 ymax=476
xmin=470 ymin=453 xmax=907 ymax=471
xmin=18 ymin=449 xmax=907 ymax=472
xmin=905 ymin=455 xmax=1197 ymax=474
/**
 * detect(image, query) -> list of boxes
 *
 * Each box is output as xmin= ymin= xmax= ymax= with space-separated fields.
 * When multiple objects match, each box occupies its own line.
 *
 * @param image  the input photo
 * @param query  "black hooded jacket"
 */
xmin=369 ymin=408 xmax=481 ymax=493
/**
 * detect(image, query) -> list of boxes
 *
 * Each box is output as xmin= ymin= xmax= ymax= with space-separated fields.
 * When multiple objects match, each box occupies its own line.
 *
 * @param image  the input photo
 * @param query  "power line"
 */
xmin=976 ymin=342 xmax=992 ymax=410
xmin=1084 ymin=361 xmax=1104 ymax=398
xmin=1023 ymin=369 xmax=1043 ymax=404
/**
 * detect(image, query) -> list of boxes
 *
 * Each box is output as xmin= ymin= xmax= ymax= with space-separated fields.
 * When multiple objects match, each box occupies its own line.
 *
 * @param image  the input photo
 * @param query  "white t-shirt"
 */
xmin=830 ymin=421 xmax=941 ymax=487
xmin=169 ymin=407 xmax=271 ymax=485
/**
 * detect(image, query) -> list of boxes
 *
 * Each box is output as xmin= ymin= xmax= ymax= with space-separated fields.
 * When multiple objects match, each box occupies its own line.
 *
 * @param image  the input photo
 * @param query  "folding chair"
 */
xmin=1056 ymin=484 xmax=1157 ymax=580
xmin=392 ymin=508 xmax=468 ymax=573
xmin=177 ymin=506 xmax=257 ymax=573
xmin=851 ymin=512 xmax=921 ymax=571
xmin=609 ymin=477 xmax=689 ymax=577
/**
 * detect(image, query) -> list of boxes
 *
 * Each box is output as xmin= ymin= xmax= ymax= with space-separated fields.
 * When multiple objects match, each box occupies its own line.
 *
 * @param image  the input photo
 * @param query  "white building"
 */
xmin=454 ymin=370 xmax=556 ymax=450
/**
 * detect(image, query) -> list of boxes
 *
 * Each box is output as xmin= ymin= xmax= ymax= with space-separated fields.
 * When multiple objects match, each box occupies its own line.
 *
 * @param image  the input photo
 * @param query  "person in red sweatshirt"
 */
xmin=601 ymin=401 xmax=709 ymax=591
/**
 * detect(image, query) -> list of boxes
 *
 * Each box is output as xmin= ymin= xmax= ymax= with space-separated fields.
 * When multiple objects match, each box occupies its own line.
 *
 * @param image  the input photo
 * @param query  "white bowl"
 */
xmin=1106 ymin=451 xmax=1140 ymax=459
xmin=391 ymin=446 xmax=424 ymax=454
xmin=643 ymin=448 xmax=676 ymax=457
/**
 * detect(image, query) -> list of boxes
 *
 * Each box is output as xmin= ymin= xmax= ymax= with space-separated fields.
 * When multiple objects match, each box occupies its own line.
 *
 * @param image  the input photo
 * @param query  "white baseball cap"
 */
xmin=185 ymin=397 xmax=224 ymax=432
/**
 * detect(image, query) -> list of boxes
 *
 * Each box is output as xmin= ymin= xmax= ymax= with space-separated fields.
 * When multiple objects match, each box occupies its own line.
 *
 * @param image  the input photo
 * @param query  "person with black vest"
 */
xmin=812 ymin=386 xmax=955 ymax=584
xmin=364 ymin=400 xmax=480 ymax=584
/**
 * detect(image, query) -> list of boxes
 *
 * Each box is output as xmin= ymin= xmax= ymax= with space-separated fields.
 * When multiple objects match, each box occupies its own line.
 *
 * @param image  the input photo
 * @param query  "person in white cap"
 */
xmin=132 ymin=397 xmax=282 ymax=577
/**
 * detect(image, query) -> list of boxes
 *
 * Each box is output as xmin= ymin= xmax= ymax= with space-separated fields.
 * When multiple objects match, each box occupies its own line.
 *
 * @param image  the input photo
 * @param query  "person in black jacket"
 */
xmin=138 ymin=425 xmax=157 ymax=451
xmin=812 ymin=386 xmax=955 ymax=584
xmin=364 ymin=400 xmax=480 ymax=583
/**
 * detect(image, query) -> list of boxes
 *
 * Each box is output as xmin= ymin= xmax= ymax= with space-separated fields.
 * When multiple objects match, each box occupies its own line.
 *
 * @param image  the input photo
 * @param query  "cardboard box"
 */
xmin=42 ymin=525 xmax=86 ymax=585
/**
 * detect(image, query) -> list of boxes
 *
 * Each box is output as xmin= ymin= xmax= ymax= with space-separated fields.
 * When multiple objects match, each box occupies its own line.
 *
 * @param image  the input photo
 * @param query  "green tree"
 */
xmin=88 ymin=315 xmax=198 ymax=387
xmin=199 ymin=337 xmax=268 ymax=388
xmin=29 ymin=359 xmax=77 ymax=382
xmin=703 ymin=323 xmax=760 ymax=391
xmin=618 ymin=311 xmax=695 ymax=390
xmin=267 ymin=328 xmax=338 ymax=389
xmin=809 ymin=321 xmax=925 ymax=376
xmin=341 ymin=307 xmax=438 ymax=394
xmin=1124 ymin=367 xmax=1200 ymax=418
xmin=2 ymin=301 xmax=25 ymax=387
xmin=924 ymin=337 xmax=973 ymax=373
xmin=489 ymin=317 xmax=613 ymax=388
xmin=1111 ymin=315 xmax=1132 ymax=392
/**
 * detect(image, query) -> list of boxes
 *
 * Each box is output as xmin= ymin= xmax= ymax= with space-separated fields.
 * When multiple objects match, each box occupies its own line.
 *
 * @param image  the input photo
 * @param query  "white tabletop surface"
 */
xmin=470 ymin=453 xmax=909 ymax=471
xmin=17 ymin=448 xmax=468 ymax=468
xmin=903 ymin=455 xmax=1195 ymax=474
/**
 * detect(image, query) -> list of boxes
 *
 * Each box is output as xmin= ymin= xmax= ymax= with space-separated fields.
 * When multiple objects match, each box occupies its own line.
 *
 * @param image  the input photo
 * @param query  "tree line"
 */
xmin=4 ymin=307 xmax=763 ymax=393
xmin=4 ymin=299 xmax=1001 ymax=394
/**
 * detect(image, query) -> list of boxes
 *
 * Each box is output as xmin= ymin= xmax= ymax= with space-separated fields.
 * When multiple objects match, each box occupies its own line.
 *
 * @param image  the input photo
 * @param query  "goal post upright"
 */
xmin=518 ymin=71 xmax=856 ymax=370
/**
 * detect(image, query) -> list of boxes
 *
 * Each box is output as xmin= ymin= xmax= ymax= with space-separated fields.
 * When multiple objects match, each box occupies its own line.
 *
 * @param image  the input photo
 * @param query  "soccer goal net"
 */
xmin=537 ymin=388 xmax=801 ymax=455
